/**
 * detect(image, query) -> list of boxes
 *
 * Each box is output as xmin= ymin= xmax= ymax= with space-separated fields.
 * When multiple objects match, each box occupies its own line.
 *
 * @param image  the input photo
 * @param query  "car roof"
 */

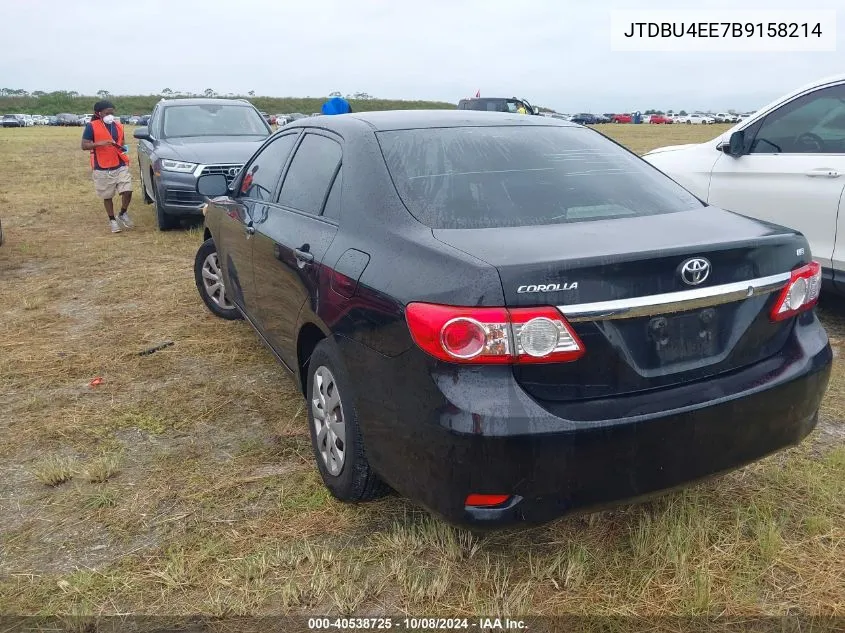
xmin=302 ymin=109 xmax=577 ymax=132
xmin=157 ymin=98 xmax=255 ymax=108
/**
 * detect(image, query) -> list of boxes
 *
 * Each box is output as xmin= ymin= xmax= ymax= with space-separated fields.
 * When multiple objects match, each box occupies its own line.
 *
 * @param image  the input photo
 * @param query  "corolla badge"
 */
xmin=517 ymin=282 xmax=578 ymax=294
xmin=679 ymin=257 xmax=711 ymax=286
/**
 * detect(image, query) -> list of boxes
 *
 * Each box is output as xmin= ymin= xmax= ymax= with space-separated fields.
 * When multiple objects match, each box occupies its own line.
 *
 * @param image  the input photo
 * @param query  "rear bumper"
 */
xmin=340 ymin=311 xmax=832 ymax=527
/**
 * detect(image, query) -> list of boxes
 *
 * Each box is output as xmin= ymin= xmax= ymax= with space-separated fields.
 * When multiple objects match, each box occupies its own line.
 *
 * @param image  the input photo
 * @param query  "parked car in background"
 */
xmin=649 ymin=114 xmax=674 ymax=124
xmin=275 ymin=114 xmax=290 ymax=126
xmin=457 ymin=96 xmax=540 ymax=115
xmin=192 ymin=110 xmax=831 ymax=527
xmin=138 ymin=115 xmax=151 ymax=126
xmin=288 ymin=113 xmax=308 ymax=121
xmin=2 ymin=114 xmax=23 ymax=128
xmin=595 ymin=113 xmax=611 ymax=123
xmin=612 ymin=113 xmax=632 ymax=123
xmin=569 ymin=113 xmax=598 ymax=125
xmin=675 ymin=113 xmax=714 ymax=124
xmin=56 ymin=113 xmax=79 ymax=126
xmin=260 ymin=112 xmax=276 ymax=125
xmin=645 ymin=73 xmax=845 ymax=291
xmin=714 ymin=113 xmax=734 ymax=123
xmin=47 ymin=116 xmax=59 ymax=126
xmin=135 ymin=98 xmax=273 ymax=230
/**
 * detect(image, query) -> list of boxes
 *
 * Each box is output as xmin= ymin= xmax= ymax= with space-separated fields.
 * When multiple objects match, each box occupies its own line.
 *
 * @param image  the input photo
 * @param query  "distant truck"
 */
xmin=457 ymin=96 xmax=540 ymax=115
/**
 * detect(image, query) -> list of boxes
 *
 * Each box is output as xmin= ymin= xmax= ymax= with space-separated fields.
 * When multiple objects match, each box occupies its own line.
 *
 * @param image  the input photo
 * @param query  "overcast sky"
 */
xmin=1 ymin=0 xmax=841 ymax=112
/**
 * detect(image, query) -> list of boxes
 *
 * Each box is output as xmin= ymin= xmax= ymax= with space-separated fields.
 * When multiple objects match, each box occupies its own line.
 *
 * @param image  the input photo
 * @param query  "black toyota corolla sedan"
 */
xmin=192 ymin=110 xmax=832 ymax=527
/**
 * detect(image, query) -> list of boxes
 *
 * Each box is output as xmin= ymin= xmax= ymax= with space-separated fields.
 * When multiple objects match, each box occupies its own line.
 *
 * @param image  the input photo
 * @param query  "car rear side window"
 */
xmin=321 ymin=166 xmax=342 ymax=220
xmin=377 ymin=126 xmax=703 ymax=229
xmin=240 ymin=134 xmax=298 ymax=201
xmin=277 ymin=134 xmax=342 ymax=215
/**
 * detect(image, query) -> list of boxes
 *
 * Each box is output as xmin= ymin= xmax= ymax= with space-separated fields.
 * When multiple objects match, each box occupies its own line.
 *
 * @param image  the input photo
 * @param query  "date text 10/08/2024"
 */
xmin=308 ymin=617 xmax=528 ymax=630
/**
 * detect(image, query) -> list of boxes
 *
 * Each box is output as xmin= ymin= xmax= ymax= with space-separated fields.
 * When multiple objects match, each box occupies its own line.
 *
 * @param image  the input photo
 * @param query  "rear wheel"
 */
xmin=194 ymin=238 xmax=241 ymax=320
xmin=306 ymin=339 xmax=389 ymax=502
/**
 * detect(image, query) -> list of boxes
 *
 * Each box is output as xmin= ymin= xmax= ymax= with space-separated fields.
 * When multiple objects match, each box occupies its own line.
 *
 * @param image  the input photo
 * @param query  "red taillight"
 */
xmin=465 ymin=494 xmax=511 ymax=507
xmin=405 ymin=302 xmax=584 ymax=365
xmin=770 ymin=261 xmax=822 ymax=322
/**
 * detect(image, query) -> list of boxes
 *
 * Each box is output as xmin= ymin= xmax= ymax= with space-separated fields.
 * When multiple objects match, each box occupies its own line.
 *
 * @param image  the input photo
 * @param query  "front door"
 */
xmin=252 ymin=131 xmax=343 ymax=367
xmin=708 ymin=82 xmax=845 ymax=271
xmin=215 ymin=131 xmax=301 ymax=318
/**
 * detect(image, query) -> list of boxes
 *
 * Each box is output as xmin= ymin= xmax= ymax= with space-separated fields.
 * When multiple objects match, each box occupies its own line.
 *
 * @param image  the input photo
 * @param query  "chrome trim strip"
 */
xmin=559 ymin=272 xmax=790 ymax=322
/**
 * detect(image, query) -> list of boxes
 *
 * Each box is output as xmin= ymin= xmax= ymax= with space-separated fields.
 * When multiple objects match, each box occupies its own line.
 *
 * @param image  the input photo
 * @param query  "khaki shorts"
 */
xmin=92 ymin=166 xmax=132 ymax=199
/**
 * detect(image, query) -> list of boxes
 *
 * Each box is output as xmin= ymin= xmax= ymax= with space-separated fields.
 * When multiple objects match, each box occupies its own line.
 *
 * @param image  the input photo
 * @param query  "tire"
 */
xmin=193 ymin=238 xmax=242 ymax=320
xmin=306 ymin=339 xmax=389 ymax=503
xmin=141 ymin=168 xmax=153 ymax=204
xmin=153 ymin=176 xmax=179 ymax=231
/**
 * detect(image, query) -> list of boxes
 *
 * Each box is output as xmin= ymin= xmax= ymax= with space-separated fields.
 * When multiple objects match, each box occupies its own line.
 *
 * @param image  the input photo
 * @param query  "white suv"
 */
xmin=644 ymin=73 xmax=845 ymax=287
xmin=675 ymin=113 xmax=714 ymax=125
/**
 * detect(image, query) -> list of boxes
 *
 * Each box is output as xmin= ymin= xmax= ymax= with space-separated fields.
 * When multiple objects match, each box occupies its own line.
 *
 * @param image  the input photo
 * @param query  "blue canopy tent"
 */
xmin=321 ymin=97 xmax=352 ymax=115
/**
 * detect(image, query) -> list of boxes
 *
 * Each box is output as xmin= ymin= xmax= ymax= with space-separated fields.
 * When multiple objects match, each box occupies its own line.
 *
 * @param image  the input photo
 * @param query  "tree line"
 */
xmin=0 ymin=89 xmax=455 ymax=115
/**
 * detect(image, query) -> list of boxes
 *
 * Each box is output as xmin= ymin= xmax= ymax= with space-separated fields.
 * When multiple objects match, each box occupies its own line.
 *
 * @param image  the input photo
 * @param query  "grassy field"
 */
xmin=0 ymin=122 xmax=843 ymax=627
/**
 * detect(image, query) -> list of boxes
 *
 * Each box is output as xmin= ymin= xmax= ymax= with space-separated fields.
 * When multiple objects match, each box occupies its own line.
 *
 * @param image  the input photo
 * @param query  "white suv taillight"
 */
xmin=405 ymin=303 xmax=584 ymax=364
xmin=770 ymin=261 xmax=822 ymax=322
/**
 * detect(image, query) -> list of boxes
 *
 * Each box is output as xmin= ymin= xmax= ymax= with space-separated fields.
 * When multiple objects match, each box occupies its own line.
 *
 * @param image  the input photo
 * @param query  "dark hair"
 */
xmin=93 ymin=100 xmax=115 ymax=114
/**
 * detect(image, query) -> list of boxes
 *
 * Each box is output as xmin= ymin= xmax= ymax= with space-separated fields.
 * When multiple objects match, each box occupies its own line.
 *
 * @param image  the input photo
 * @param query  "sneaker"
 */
xmin=109 ymin=219 xmax=121 ymax=233
xmin=118 ymin=211 xmax=133 ymax=228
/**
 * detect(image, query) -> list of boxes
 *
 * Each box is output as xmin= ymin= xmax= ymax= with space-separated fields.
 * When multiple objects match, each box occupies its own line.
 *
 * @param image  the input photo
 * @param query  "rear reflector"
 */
xmin=405 ymin=303 xmax=584 ymax=365
xmin=465 ymin=494 xmax=510 ymax=507
xmin=770 ymin=261 xmax=821 ymax=322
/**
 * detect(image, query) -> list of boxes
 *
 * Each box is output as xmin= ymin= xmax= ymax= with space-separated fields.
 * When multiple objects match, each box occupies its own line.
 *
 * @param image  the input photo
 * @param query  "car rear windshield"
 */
xmin=459 ymin=99 xmax=508 ymax=112
xmin=162 ymin=104 xmax=269 ymax=138
xmin=377 ymin=126 xmax=703 ymax=229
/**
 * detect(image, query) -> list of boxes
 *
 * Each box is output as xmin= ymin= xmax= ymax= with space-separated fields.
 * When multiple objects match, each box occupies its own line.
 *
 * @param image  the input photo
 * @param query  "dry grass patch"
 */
xmin=83 ymin=452 xmax=122 ymax=483
xmin=32 ymin=455 xmax=78 ymax=486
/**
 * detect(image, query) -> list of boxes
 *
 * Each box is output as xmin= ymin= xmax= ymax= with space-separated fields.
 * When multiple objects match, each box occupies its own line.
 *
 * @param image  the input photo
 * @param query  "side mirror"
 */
xmin=197 ymin=173 xmax=230 ymax=198
xmin=725 ymin=130 xmax=745 ymax=157
xmin=133 ymin=126 xmax=153 ymax=141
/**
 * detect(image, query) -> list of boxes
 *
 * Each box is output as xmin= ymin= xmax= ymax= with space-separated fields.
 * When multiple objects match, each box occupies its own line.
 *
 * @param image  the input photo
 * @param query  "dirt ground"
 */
xmin=0 ymin=123 xmax=842 ymax=621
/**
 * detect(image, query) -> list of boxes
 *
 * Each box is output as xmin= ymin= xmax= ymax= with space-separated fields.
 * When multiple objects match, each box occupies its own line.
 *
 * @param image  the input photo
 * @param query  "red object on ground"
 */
xmin=89 ymin=377 xmax=104 ymax=387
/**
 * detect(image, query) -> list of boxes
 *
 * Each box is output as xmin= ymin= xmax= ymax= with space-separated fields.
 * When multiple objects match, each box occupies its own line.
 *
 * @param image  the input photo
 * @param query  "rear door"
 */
xmin=213 ymin=133 xmax=298 ymax=318
xmin=708 ymin=82 xmax=845 ymax=271
xmin=252 ymin=131 xmax=343 ymax=367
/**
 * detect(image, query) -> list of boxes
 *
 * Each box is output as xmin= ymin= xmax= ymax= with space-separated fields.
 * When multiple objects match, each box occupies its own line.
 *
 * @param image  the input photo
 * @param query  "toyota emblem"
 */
xmin=680 ymin=257 xmax=711 ymax=286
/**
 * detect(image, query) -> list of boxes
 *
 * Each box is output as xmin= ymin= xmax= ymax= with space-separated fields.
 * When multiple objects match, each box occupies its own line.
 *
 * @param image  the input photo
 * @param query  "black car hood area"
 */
xmin=157 ymin=136 xmax=269 ymax=164
xmin=431 ymin=206 xmax=806 ymax=306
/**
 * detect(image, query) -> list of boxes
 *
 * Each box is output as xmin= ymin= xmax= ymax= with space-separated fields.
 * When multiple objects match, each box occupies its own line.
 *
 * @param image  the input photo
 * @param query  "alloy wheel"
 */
xmin=312 ymin=366 xmax=346 ymax=476
xmin=201 ymin=252 xmax=233 ymax=309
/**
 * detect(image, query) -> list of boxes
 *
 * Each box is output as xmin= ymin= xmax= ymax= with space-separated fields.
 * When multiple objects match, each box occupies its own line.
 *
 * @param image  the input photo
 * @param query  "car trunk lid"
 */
xmin=432 ymin=207 xmax=808 ymax=401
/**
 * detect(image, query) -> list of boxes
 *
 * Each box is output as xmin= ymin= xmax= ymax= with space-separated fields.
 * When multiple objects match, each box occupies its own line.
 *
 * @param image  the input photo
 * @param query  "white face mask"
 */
xmin=102 ymin=114 xmax=115 ymax=124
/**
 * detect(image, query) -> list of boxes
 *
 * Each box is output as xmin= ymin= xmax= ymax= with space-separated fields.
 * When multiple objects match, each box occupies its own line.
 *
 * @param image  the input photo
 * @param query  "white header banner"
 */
xmin=610 ymin=10 xmax=837 ymax=52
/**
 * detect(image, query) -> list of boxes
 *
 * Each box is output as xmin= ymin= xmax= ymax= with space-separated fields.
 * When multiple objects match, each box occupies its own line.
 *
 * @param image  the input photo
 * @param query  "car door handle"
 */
xmin=804 ymin=168 xmax=840 ymax=178
xmin=294 ymin=248 xmax=314 ymax=264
